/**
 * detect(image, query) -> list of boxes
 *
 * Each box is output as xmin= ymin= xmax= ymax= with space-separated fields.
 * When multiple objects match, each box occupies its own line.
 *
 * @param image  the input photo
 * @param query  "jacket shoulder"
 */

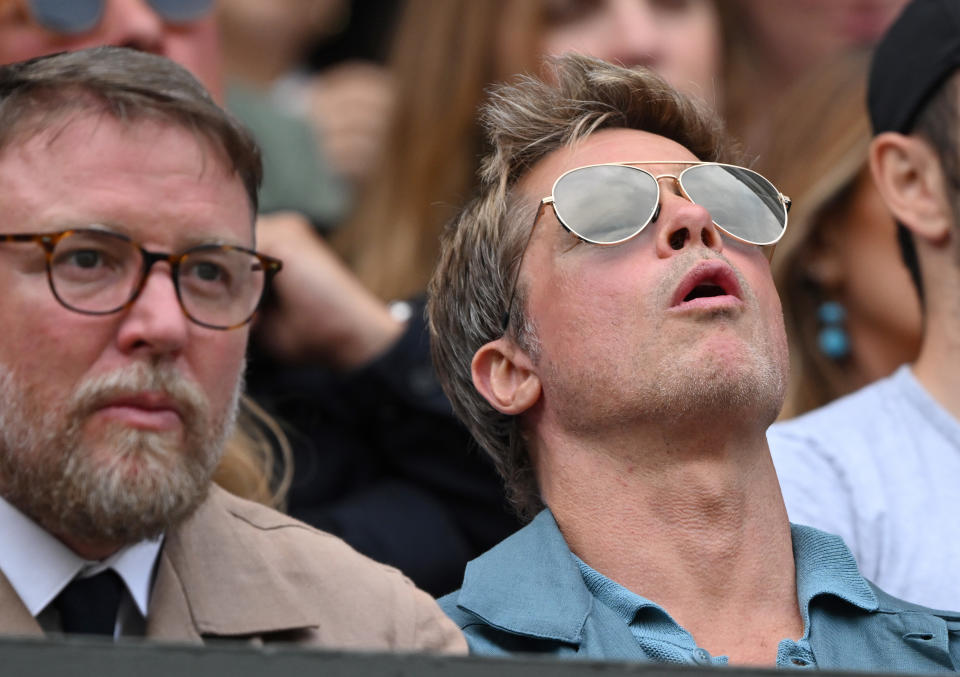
xmin=165 ymin=487 xmax=465 ymax=653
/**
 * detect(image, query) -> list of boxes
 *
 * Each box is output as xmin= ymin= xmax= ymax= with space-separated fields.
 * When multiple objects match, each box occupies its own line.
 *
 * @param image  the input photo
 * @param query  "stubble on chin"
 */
xmin=542 ymin=253 xmax=789 ymax=434
xmin=0 ymin=361 xmax=241 ymax=546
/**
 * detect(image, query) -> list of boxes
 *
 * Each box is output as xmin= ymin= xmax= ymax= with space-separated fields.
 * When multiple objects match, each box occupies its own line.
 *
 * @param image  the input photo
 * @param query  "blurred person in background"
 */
xmin=218 ymin=0 xmax=395 ymax=227
xmin=721 ymin=0 xmax=909 ymax=158
xmin=769 ymin=0 xmax=960 ymax=610
xmin=250 ymin=0 xmax=726 ymax=596
xmin=0 ymin=0 xmax=290 ymax=508
xmin=337 ymin=0 xmax=723 ymax=303
xmin=758 ymin=50 xmax=921 ymax=419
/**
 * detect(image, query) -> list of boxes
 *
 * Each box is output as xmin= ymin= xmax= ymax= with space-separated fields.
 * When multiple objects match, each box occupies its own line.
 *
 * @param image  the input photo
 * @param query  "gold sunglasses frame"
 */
xmin=501 ymin=161 xmax=791 ymax=332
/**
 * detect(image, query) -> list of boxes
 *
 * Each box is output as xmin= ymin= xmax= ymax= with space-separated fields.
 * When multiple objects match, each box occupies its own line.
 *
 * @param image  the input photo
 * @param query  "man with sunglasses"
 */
xmin=428 ymin=53 xmax=960 ymax=669
xmin=770 ymin=0 xmax=960 ymax=611
xmin=0 ymin=47 xmax=465 ymax=650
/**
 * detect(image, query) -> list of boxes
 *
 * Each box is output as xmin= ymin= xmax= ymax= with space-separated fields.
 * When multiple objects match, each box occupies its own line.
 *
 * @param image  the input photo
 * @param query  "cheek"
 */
xmin=533 ymin=261 xmax=655 ymax=359
xmin=0 ymin=311 xmax=106 ymax=403
xmin=162 ymin=25 xmax=222 ymax=100
xmin=662 ymin=19 xmax=721 ymax=84
xmin=0 ymin=29 xmax=60 ymax=63
xmin=188 ymin=331 xmax=248 ymax=406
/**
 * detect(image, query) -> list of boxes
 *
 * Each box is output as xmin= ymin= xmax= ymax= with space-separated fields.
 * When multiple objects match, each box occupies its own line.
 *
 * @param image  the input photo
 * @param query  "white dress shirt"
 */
xmin=0 ymin=495 xmax=162 ymax=637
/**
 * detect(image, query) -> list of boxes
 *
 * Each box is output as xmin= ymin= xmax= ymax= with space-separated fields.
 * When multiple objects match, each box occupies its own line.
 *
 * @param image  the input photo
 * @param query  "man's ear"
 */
xmin=869 ymin=132 xmax=953 ymax=243
xmin=471 ymin=337 xmax=541 ymax=415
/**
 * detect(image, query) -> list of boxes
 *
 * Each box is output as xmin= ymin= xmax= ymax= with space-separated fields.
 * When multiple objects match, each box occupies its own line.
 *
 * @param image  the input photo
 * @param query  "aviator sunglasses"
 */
xmin=502 ymin=161 xmax=791 ymax=329
xmin=24 ymin=0 xmax=214 ymax=34
xmin=544 ymin=161 xmax=790 ymax=247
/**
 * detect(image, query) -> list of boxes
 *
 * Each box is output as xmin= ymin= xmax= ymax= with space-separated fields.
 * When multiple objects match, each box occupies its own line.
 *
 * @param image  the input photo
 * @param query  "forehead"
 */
xmin=518 ymin=128 xmax=700 ymax=200
xmin=0 ymin=112 xmax=252 ymax=245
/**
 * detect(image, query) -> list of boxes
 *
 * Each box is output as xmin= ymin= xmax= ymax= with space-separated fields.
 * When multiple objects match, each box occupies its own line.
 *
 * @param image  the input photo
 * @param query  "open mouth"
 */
xmin=683 ymin=283 xmax=728 ymax=302
xmin=671 ymin=261 xmax=743 ymax=308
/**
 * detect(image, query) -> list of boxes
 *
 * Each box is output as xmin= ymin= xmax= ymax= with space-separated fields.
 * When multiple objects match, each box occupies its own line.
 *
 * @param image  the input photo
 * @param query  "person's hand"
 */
xmin=255 ymin=212 xmax=404 ymax=368
xmin=307 ymin=61 xmax=394 ymax=185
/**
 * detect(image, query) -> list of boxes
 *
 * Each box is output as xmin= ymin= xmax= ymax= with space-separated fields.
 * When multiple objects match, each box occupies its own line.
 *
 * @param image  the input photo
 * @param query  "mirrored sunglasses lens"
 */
xmin=146 ymin=0 xmax=214 ymax=23
xmin=680 ymin=165 xmax=786 ymax=246
xmin=29 ymin=0 xmax=102 ymax=34
xmin=553 ymin=165 xmax=658 ymax=244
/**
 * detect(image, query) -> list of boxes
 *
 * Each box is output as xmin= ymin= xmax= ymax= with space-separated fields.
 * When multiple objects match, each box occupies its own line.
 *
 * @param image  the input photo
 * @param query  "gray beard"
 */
xmin=0 ymin=361 xmax=241 ymax=546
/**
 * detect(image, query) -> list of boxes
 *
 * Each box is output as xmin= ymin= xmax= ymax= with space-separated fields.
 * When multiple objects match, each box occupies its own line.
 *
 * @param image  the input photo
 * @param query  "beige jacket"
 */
xmin=0 ymin=486 xmax=466 ymax=653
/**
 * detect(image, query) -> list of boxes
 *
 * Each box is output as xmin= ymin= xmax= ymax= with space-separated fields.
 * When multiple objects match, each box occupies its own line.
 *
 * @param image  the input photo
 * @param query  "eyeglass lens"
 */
xmin=553 ymin=164 xmax=786 ymax=246
xmin=48 ymin=230 xmax=266 ymax=329
xmin=678 ymin=165 xmax=786 ymax=246
xmin=553 ymin=165 xmax=659 ymax=245
xmin=28 ymin=0 xmax=214 ymax=34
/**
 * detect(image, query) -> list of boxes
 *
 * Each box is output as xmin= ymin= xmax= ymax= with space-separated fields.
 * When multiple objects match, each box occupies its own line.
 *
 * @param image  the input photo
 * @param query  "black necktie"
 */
xmin=53 ymin=569 xmax=123 ymax=636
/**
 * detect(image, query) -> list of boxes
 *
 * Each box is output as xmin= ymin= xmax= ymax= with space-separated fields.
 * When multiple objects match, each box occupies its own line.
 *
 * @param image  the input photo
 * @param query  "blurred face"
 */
xmin=515 ymin=128 xmax=788 ymax=434
xmin=0 ymin=0 xmax=222 ymax=99
xmin=736 ymin=0 xmax=909 ymax=81
xmin=218 ymin=0 xmax=344 ymax=48
xmin=0 ymin=114 xmax=252 ymax=548
xmin=541 ymin=0 xmax=722 ymax=106
xmin=814 ymin=169 xmax=922 ymax=377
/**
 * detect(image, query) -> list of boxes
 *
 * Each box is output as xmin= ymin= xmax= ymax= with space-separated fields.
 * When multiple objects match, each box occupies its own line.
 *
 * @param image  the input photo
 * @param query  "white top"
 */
xmin=0 ymin=495 xmax=163 ymax=636
xmin=768 ymin=365 xmax=960 ymax=610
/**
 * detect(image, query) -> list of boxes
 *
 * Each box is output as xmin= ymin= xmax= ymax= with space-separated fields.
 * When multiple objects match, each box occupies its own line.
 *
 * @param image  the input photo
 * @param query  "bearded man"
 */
xmin=0 ymin=46 xmax=465 ymax=652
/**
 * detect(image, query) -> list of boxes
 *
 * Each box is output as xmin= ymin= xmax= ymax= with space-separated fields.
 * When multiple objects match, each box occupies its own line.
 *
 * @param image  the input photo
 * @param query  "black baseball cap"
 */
xmin=868 ymin=0 xmax=960 ymax=134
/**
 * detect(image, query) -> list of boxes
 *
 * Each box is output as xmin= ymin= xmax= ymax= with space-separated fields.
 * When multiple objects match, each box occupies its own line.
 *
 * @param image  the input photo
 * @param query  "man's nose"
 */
xmin=653 ymin=180 xmax=722 ymax=258
xmin=115 ymin=263 xmax=190 ymax=357
xmin=98 ymin=0 xmax=166 ymax=55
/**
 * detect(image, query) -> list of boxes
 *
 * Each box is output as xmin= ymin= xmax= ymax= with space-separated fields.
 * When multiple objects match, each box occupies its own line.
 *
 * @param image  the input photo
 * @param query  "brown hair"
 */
xmin=428 ymin=54 xmax=734 ymax=518
xmin=334 ymin=0 xmax=542 ymax=301
xmin=0 ymin=46 xmax=261 ymax=213
xmin=0 ymin=46 xmax=291 ymax=507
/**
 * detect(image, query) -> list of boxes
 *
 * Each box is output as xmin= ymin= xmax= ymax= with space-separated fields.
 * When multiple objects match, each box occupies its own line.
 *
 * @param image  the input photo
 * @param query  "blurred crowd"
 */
xmin=0 ymin=0 xmax=929 ymax=600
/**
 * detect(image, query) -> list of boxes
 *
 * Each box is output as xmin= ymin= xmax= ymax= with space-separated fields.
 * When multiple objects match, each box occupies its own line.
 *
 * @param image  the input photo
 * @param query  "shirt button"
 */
xmin=791 ymin=657 xmax=809 ymax=667
xmin=693 ymin=648 xmax=712 ymax=665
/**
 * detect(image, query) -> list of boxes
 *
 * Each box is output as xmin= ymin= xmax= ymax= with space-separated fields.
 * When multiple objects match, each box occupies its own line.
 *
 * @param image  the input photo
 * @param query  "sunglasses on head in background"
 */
xmin=26 ymin=0 xmax=214 ymax=35
xmin=543 ymin=161 xmax=791 ymax=248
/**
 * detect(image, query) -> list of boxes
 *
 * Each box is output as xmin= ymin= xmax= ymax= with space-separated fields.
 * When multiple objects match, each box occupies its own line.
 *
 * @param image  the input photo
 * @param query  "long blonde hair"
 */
xmin=213 ymin=395 xmax=292 ymax=508
xmin=759 ymin=50 xmax=880 ymax=418
xmin=334 ymin=0 xmax=541 ymax=301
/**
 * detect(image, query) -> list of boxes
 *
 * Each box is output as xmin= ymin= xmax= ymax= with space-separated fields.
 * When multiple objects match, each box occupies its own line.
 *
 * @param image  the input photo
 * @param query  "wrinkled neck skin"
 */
xmin=533 ymin=408 xmax=802 ymax=665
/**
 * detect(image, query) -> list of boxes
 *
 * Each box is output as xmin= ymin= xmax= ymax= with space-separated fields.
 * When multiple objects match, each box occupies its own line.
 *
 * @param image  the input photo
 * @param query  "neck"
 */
xmin=911 ymin=312 xmax=960 ymax=419
xmin=56 ymin=534 xmax=123 ymax=562
xmin=536 ymin=419 xmax=802 ymax=664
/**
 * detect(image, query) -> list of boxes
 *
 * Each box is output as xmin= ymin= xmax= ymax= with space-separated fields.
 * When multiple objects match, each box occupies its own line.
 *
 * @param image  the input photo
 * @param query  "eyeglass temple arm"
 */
xmin=501 ymin=200 xmax=549 ymax=332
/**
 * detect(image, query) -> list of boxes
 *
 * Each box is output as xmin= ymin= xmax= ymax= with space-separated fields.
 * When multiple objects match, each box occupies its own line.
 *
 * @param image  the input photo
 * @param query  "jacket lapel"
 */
xmin=0 ymin=570 xmax=42 ymax=637
xmin=153 ymin=487 xmax=319 ymax=639
xmin=145 ymin=550 xmax=202 ymax=643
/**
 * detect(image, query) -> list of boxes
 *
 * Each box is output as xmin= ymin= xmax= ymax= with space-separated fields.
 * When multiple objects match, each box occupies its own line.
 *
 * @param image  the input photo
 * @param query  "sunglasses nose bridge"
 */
xmin=649 ymin=176 xmax=723 ymax=256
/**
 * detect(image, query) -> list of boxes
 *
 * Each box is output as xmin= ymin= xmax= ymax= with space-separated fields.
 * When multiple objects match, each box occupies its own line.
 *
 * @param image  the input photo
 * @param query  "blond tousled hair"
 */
xmin=428 ymin=54 xmax=735 ymax=518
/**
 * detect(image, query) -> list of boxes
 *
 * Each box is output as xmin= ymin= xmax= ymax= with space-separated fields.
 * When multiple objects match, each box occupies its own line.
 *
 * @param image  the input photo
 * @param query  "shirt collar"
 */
xmin=578 ymin=522 xmax=879 ymax=641
xmin=454 ymin=509 xmax=878 ymax=645
xmin=790 ymin=522 xmax=878 ymax=635
xmin=0 ymin=495 xmax=162 ymax=617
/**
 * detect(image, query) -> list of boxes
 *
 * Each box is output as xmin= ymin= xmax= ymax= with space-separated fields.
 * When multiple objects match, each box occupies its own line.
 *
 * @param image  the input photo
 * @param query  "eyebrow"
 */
xmin=47 ymin=221 xmax=251 ymax=251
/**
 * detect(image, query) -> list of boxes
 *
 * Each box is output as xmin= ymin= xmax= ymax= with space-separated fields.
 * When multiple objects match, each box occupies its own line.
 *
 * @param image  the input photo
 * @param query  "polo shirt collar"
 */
xmin=454 ymin=509 xmax=879 ymax=645
xmin=456 ymin=509 xmax=592 ymax=643
xmin=791 ymin=522 xmax=878 ymax=635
